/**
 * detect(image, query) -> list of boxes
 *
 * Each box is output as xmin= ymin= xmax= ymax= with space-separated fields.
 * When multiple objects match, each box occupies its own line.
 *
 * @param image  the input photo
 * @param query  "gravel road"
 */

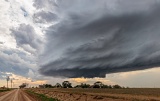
xmin=0 ymin=89 xmax=35 ymax=101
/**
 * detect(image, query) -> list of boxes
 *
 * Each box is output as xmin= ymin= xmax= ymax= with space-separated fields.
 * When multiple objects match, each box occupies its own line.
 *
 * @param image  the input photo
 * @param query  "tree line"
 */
xmin=37 ymin=81 xmax=126 ymax=89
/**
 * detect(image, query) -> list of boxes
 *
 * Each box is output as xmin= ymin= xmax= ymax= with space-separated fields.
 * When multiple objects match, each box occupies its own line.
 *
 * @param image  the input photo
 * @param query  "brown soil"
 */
xmin=29 ymin=88 xmax=160 ymax=101
xmin=0 ymin=91 xmax=9 ymax=97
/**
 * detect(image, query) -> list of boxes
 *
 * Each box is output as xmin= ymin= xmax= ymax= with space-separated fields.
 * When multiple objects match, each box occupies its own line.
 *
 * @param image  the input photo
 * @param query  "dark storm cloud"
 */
xmin=11 ymin=24 xmax=42 ymax=54
xmin=33 ymin=0 xmax=57 ymax=9
xmin=0 ymin=51 xmax=36 ymax=77
xmin=33 ymin=11 xmax=58 ymax=23
xmin=37 ymin=0 xmax=160 ymax=78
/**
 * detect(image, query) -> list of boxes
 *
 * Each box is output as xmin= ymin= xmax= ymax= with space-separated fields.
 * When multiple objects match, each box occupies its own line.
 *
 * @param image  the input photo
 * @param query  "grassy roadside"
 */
xmin=26 ymin=90 xmax=60 ymax=101
xmin=0 ymin=89 xmax=12 ymax=92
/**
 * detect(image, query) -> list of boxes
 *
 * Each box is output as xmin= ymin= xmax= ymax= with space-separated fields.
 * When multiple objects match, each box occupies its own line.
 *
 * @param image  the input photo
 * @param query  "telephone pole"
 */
xmin=6 ymin=76 xmax=10 ymax=88
xmin=12 ymin=82 xmax=14 ymax=88
xmin=11 ymin=79 xmax=13 ymax=88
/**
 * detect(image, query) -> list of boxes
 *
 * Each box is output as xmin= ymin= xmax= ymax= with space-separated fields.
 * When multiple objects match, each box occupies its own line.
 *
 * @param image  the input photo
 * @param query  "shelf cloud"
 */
xmin=35 ymin=0 xmax=160 ymax=78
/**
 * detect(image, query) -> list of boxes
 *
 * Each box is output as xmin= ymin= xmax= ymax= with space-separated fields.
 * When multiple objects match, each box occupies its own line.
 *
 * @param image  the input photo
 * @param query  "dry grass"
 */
xmin=43 ymin=88 xmax=160 ymax=96
xmin=28 ymin=88 xmax=160 ymax=101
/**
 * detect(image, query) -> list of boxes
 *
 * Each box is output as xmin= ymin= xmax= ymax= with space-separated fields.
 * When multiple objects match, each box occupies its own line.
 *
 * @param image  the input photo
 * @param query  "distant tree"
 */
xmin=102 ymin=85 xmax=109 ymax=88
xmin=112 ymin=84 xmax=122 ymax=89
xmin=55 ymin=83 xmax=62 ymax=88
xmin=74 ymin=85 xmax=81 ymax=88
xmin=108 ymin=85 xmax=112 ymax=89
xmin=122 ymin=86 xmax=125 ymax=89
xmin=39 ymin=85 xmax=45 ymax=88
xmin=93 ymin=81 xmax=103 ymax=88
xmin=62 ymin=81 xmax=72 ymax=88
xmin=19 ymin=83 xmax=28 ymax=88
xmin=44 ymin=84 xmax=53 ymax=88
xmin=80 ymin=83 xmax=90 ymax=88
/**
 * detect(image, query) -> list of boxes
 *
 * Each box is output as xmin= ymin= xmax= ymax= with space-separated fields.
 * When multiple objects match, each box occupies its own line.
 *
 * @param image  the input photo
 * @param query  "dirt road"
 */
xmin=0 ymin=89 xmax=35 ymax=101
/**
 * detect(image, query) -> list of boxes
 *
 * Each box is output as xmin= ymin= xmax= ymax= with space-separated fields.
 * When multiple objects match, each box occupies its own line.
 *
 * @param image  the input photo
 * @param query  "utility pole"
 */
xmin=6 ymin=76 xmax=10 ymax=88
xmin=12 ymin=82 xmax=14 ymax=88
xmin=11 ymin=79 xmax=12 ymax=88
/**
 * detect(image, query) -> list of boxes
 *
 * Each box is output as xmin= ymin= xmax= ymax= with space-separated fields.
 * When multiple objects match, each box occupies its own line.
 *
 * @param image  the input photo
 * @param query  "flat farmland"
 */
xmin=29 ymin=88 xmax=160 ymax=101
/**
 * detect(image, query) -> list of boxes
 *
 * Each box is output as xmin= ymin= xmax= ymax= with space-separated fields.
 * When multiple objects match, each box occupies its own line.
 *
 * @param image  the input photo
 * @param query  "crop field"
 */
xmin=28 ymin=88 xmax=160 ymax=101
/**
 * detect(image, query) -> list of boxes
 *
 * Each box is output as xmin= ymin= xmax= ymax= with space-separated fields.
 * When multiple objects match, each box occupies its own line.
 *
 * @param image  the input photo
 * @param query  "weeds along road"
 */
xmin=0 ymin=89 xmax=35 ymax=101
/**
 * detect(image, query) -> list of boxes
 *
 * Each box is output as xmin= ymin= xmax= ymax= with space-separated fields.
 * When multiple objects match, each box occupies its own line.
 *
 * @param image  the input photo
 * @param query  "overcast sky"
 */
xmin=0 ymin=0 xmax=160 ymax=88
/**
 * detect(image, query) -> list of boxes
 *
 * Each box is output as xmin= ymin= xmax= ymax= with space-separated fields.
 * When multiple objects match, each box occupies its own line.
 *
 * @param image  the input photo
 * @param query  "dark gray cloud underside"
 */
xmin=38 ymin=0 xmax=160 ymax=78
xmin=40 ymin=50 xmax=160 ymax=78
xmin=40 ymin=65 xmax=160 ymax=78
